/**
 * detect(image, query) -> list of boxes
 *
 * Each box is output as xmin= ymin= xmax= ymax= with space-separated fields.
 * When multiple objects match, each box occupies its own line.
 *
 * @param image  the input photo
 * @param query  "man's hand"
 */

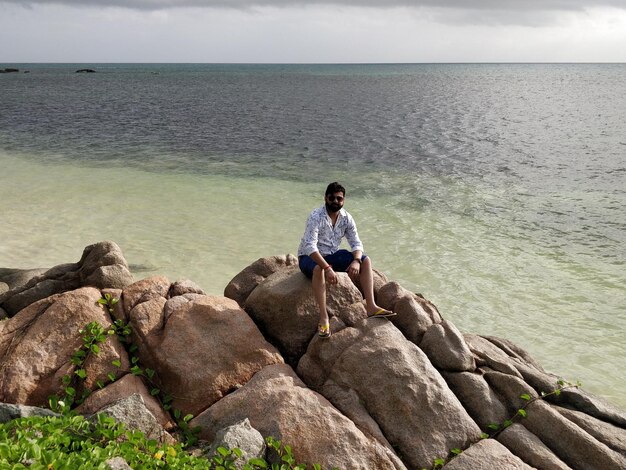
xmin=347 ymin=260 xmax=361 ymax=281
xmin=325 ymin=267 xmax=339 ymax=285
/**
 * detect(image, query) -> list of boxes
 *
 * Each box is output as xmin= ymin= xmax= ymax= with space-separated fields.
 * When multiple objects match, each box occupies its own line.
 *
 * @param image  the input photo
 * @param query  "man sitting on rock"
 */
xmin=298 ymin=182 xmax=395 ymax=338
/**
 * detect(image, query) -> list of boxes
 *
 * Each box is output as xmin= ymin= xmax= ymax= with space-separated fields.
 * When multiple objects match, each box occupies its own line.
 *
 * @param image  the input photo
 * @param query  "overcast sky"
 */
xmin=1 ymin=0 xmax=625 ymax=62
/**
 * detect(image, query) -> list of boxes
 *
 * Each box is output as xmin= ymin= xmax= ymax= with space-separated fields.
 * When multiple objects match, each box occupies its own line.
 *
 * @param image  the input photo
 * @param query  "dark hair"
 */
xmin=325 ymin=182 xmax=346 ymax=197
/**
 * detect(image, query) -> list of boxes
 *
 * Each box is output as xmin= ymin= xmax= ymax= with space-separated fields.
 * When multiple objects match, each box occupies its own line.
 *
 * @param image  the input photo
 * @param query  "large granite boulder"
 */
xmin=0 ymin=241 xmax=134 ymax=316
xmin=297 ymin=319 xmax=482 ymax=470
xmin=224 ymin=254 xmax=298 ymax=307
xmin=497 ymin=423 xmax=572 ymax=470
xmin=420 ymin=320 xmax=475 ymax=371
xmin=442 ymin=371 xmax=509 ymax=430
xmin=0 ymin=287 xmax=128 ymax=406
xmin=243 ymin=267 xmax=364 ymax=364
xmin=122 ymin=277 xmax=284 ymax=417
xmin=191 ymin=364 xmax=406 ymax=470
xmin=377 ymin=281 xmax=443 ymax=344
xmin=442 ymin=438 xmax=533 ymax=469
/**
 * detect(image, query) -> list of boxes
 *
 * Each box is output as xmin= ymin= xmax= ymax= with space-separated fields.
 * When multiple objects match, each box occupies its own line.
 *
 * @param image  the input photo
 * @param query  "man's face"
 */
xmin=325 ymin=191 xmax=345 ymax=213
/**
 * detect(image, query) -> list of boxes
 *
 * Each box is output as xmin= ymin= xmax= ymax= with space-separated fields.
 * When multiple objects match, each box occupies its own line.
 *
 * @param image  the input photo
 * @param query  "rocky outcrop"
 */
xmin=191 ymin=364 xmax=406 ymax=470
xmin=120 ymin=278 xmax=284 ymax=417
xmin=243 ymin=267 xmax=364 ymax=364
xmin=224 ymin=254 xmax=298 ymax=307
xmin=377 ymin=281 xmax=443 ymax=344
xmin=297 ymin=319 xmax=481 ymax=470
xmin=0 ymin=241 xmax=133 ymax=317
xmin=0 ymin=287 xmax=128 ymax=406
xmin=1 ymin=247 xmax=626 ymax=470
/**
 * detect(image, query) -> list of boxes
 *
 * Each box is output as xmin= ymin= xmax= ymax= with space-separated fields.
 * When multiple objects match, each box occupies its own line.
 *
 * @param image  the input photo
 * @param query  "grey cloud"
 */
xmin=4 ymin=0 xmax=626 ymax=11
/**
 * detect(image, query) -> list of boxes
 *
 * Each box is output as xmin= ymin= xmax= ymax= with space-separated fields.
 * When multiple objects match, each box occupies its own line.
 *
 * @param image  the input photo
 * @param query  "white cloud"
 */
xmin=1 ymin=2 xmax=625 ymax=62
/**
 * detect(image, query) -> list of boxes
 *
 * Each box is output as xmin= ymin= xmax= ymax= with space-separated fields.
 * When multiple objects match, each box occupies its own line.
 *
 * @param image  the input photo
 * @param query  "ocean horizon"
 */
xmin=1 ymin=62 xmax=624 ymax=408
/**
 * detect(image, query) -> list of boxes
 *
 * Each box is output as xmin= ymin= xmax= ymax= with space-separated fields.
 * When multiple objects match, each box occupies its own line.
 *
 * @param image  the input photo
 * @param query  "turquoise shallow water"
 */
xmin=1 ymin=63 xmax=625 ymax=408
xmin=1 ymin=150 xmax=624 ymax=408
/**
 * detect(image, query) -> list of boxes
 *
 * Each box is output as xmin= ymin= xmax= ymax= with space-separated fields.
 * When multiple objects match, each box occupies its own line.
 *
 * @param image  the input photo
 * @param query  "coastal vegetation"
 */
xmin=0 ymin=414 xmax=321 ymax=469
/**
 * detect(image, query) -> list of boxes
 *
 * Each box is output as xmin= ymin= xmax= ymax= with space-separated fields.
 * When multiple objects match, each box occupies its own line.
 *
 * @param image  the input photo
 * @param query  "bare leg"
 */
xmin=312 ymin=265 xmax=329 ymax=326
xmin=360 ymin=257 xmax=384 ymax=315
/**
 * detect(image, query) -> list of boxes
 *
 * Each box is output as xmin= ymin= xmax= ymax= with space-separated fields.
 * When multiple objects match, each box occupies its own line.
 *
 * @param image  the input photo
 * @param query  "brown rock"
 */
xmin=169 ymin=279 xmax=206 ymax=297
xmin=224 ymin=254 xmax=298 ymax=307
xmin=76 ymin=374 xmax=174 ymax=430
xmin=126 ymin=294 xmax=283 ymax=417
xmin=497 ymin=423 xmax=572 ymax=470
xmin=465 ymin=334 xmax=523 ymax=378
xmin=244 ymin=267 xmax=363 ymax=363
xmin=442 ymin=371 xmax=508 ymax=430
xmin=442 ymin=438 xmax=533 ymax=469
xmin=420 ymin=320 xmax=476 ymax=371
xmin=555 ymin=404 xmax=626 ymax=455
xmin=0 ymin=287 xmax=128 ymax=406
xmin=297 ymin=319 xmax=481 ymax=470
xmin=483 ymin=370 xmax=537 ymax=415
xmin=0 ymin=268 xmax=47 ymax=291
xmin=122 ymin=276 xmax=170 ymax=314
xmin=191 ymin=364 xmax=406 ymax=470
xmin=522 ymin=400 xmax=626 ymax=469
xmin=377 ymin=281 xmax=442 ymax=344
xmin=335 ymin=301 xmax=368 ymax=327
xmin=548 ymin=386 xmax=626 ymax=429
xmin=483 ymin=336 xmax=546 ymax=371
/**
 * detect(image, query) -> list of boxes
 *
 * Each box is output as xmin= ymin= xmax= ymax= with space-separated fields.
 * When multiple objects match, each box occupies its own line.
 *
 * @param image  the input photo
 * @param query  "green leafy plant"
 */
xmin=0 ymin=414 xmax=209 ymax=469
xmin=49 ymin=320 xmax=113 ymax=414
xmin=0 ymin=416 xmax=331 ymax=470
xmin=426 ymin=379 xmax=581 ymax=469
xmin=484 ymin=379 xmax=581 ymax=438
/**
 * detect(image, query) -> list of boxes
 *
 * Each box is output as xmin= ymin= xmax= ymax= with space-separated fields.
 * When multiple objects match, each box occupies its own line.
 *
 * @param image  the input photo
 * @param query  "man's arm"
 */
xmin=344 ymin=214 xmax=364 ymax=254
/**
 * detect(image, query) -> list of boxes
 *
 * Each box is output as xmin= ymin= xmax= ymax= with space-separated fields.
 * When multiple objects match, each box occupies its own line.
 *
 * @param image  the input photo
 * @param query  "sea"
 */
xmin=1 ymin=63 xmax=624 ymax=408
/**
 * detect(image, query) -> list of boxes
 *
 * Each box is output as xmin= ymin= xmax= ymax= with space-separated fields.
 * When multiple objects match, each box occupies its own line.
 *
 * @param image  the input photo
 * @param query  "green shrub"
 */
xmin=0 ymin=414 xmax=331 ymax=469
xmin=0 ymin=413 xmax=209 ymax=469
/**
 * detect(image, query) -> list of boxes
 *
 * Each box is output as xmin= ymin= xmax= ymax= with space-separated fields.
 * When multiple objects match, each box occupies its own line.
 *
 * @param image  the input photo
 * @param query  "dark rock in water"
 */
xmin=0 ymin=241 xmax=134 ymax=316
xmin=0 ymin=268 xmax=48 ymax=291
xmin=75 ymin=69 xmax=96 ymax=73
xmin=0 ymin=68 xmax=19 ymax=73
xmin=0 ymin=402 xmax=59 ymax=423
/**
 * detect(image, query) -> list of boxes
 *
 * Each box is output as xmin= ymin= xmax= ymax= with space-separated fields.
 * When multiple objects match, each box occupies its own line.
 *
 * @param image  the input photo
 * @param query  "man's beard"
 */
xmin=326 ymin=202 xmax=342 ymax=213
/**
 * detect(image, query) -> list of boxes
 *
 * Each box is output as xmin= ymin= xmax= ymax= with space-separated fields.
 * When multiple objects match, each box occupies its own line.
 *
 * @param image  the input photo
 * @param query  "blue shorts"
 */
xmin=298 ymin=249 xmax=368 ymax=278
